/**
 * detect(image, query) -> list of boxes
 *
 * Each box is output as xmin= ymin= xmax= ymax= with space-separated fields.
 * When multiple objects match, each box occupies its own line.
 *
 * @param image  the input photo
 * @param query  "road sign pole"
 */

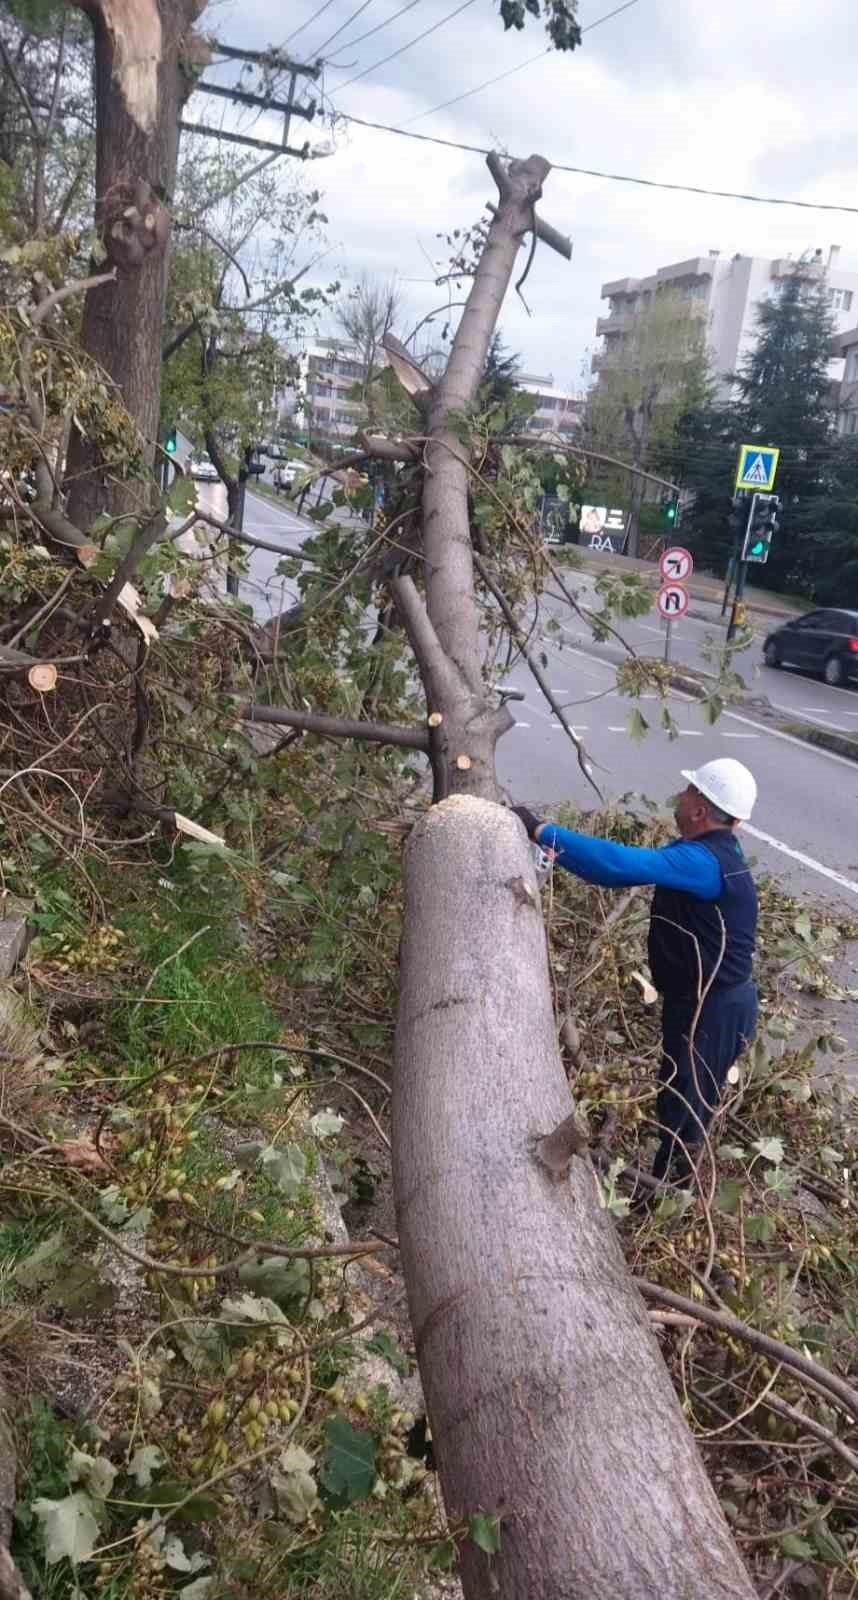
xmin=663 ymin=615 xmax=672 ymax=663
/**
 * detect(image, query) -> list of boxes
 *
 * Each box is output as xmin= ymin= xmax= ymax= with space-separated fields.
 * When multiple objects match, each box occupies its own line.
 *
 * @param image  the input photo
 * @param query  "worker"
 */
xmin=513 ymin=758 xmax=758 ymax=1192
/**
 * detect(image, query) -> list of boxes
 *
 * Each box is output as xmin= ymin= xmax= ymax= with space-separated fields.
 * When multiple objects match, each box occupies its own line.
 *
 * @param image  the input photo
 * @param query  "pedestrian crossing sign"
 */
xmin=735 ymin=443 xmax=780 ymax=492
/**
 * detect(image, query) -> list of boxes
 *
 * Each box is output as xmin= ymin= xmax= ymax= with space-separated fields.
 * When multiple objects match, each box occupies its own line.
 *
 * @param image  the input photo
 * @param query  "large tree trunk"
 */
xmin=65 ymin=0 xmax=206 ymax=529
xmin=392 ymin=154 xmax=755 ymax=1600
xmin=394 ymin=798 xmax=756 ymax=1599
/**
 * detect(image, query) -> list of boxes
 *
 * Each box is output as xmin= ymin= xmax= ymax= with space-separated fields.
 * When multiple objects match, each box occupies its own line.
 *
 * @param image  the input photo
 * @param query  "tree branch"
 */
xmin=31 ymin=270 xmax=117 ymax=326
xmin=472 ymin=551 xmax=603 ymax=801
xmin=635 ymin=1279 xmax=858 ymax=1421
xmin=391 ymin=573 xmax=463 ymax=709
xmin=239 ymin=703 xmax=429 ymax=752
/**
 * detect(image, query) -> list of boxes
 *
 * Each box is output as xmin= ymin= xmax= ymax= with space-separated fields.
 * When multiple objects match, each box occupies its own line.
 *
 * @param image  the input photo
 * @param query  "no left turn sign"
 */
xmin=659 ymin=546 xmax=693 ymax=583
xmin=656 ymin=583 xmax=689 ymax=619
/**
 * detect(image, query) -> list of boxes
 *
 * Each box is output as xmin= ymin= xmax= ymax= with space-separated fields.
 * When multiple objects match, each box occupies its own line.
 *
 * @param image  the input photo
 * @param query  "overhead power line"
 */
xmin=330 ymin=0 xmax=479 ymax=93
xmin=404 ymin=0 xmax=642 ymax=128
xmin=280 ymin=0 xmax=341 ymax=47
xmin=323 ymin=0 xmax=422 ymax=58
xmin=312 ymin=0 xmax=377 ymax=57
xmin=332 ymin=113 xmax=858 ymax=216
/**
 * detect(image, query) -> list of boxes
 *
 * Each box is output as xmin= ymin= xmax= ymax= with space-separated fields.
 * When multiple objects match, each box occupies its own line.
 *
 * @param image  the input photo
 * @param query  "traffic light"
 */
xmin=742 ymin=492 xmax=781 ymax=564
xmin=661 ymin=492 xmax=679 ymax=528
xmin=164 ymin=428 xmax=177 ymax=455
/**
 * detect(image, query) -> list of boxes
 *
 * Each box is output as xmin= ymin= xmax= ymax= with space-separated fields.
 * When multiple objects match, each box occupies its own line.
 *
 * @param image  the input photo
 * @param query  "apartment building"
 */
xmin=594 ymin=246 xmax=858 ymax=394
xmin=515 ymin=371 xmax=584 ymax=438
xmin=831 ymin=325 xmax=858 ymax=435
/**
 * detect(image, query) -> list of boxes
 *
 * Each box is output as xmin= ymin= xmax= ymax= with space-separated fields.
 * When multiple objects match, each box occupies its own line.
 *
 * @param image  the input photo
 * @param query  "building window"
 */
xmin=849 ymin=412 xmax=858 ymax=435
xmin=828 ymin=288 xmax=854 ymax=313
xmin=846 ymin=350 xmax=858 ymax=382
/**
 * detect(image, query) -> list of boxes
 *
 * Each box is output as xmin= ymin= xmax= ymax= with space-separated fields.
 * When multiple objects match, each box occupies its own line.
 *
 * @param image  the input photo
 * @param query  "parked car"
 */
xmin=190 ymin=454 xmax=218 ymax=482
xmin=763 ymin=608 xmax=858 ymax=687
xmin=273 ymin=459 xmax=307 ymax=492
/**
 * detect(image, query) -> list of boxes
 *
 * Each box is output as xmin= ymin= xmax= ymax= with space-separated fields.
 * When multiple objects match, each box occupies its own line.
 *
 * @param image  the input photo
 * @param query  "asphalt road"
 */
xmin=495 ymin=617 xmax=858 ymax=917
xmin=191 ymin=484 xmax=858 ymax=915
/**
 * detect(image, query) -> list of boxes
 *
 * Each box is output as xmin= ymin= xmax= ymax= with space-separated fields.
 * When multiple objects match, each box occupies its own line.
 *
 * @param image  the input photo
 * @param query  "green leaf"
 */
xmin=753 ymin=1136 xmax=784 ymax=1166
xmin=166 ymin=475 xmax=198 ymax=516
xmin=260 ymin=1141 xmax=307 ymax=1195
xmin=793 ymin=912 xmax=813 ymax=942
xmin=15 ymin=1228 xmax=65 ymax=1290
xmin=128 ymin=1446 xmax=163 ymax=1488
xmin=705 ymin=694 xmax=724 ymax=725
xmin=237 ymin=1256 xmax=309 ymax=1308
xmin=271 ymin=1445 xmax=320 ymax=1525
xmin=719 ymin=1144 xmax=745 ymax=1161
xmin=308 ymin=1109 xmax=344 ymax=1139
xmin=626 ymin=707 xmax=649 ymax=743
xmin=68 ymin=1449 xmax=116 ymax=1500
xmin=320 ymin=1413 xmax=376 ymax=1508
xmin=811 ymin=1522 xmax=847 ymax=1565
xmin=469 ymin=1511 xmax=502 ymax=1556
xmin=744 ymin=1213 xmax=777 ymax=1243
xmin=33 ymin=1492 xmax=99 ymax=1566
xmin=779 ymin=1532 xmax=815 ymax=1559
xmin=365 ymin=1330 xmax=409 ymax=1377
xmin=715 ymin=1178 xmax=746 ymax=1215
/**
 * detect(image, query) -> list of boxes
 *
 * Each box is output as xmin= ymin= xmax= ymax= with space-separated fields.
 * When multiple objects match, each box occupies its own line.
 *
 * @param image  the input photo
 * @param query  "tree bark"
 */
xmin=65 ymin=0 xmax=207 ymax=529
xmin=394 ymin=798 xmax=756 ymax=1600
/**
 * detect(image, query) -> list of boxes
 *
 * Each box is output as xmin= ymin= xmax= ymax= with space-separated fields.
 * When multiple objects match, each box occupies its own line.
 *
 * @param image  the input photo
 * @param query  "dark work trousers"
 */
xmin=652 ymin=980 xmax=758 ymax=1184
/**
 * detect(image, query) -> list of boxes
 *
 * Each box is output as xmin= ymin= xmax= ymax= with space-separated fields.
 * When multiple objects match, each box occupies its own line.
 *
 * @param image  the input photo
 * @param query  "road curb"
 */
xmin=781 ymin=721 xmax=858 ymax=764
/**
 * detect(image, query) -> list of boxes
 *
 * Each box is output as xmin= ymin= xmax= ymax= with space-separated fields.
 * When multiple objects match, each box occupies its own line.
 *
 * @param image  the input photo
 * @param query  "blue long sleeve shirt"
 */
xmin=536 ymin=822 xmax=723 ymax=900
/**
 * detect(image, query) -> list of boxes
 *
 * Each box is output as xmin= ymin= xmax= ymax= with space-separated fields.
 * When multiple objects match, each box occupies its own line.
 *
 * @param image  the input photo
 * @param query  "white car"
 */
xmin=190 ymin=455 xmax=218 ymax=482
xmin=273 ymin=460 xmax=307 ymax=492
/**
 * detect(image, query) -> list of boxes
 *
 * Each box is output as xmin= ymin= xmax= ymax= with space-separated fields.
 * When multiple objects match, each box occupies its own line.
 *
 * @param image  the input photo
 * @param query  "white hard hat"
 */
xmin=681 ymin=758 xmax=757 ymax=822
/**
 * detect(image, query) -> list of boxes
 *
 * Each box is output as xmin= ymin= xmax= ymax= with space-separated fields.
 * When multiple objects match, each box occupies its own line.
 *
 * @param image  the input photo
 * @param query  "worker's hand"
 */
xmin=511 ymin=804 xmax=542 ymax=840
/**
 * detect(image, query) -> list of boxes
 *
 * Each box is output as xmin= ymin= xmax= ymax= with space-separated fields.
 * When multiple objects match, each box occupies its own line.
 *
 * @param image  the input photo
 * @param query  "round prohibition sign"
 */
xmin=656 ymin=582 xmax=689 ymax=620
xmin=659 ymin=546 xmax=693 ymax=582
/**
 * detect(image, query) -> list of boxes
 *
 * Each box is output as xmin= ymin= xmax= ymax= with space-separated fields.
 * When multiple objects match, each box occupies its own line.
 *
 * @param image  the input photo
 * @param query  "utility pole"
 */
xmin=180 ymin=48 xmax=322 ymax=160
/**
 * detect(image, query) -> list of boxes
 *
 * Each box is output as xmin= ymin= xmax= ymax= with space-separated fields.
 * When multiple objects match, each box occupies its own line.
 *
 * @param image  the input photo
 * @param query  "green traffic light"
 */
xmin=750 ymin=540 xmax=765 ymax=555
xmin=164 ymin=429 xmax=177 ymax=455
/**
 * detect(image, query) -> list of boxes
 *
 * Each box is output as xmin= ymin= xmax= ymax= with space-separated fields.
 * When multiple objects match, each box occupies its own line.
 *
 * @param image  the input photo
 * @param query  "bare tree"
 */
xmin=590 ymin=290 xmax=710 ymax=556
xmin=333 ymin=273 xmax=402 ymax=428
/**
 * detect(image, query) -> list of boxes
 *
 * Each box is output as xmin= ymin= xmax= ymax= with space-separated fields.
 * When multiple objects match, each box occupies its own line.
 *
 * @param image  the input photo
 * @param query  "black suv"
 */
xmin=763 ymin=608 xmax=858 ymax=687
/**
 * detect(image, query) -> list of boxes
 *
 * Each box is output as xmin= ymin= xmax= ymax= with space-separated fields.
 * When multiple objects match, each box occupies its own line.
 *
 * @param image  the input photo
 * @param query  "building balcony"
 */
xmin=655 ymin=257 xmax=716 ymax=287
xmin=601 ymin=276 xmax=641 ymax=298
xmin=771 ymin=257 xmax=824 ymax=281
xmin=596 ymin=312 xmax=635 ymax=336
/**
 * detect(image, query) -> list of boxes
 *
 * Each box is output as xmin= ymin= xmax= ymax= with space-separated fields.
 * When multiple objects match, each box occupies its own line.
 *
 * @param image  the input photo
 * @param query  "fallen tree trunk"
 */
xmin=394 ymin=796 xmax=755 ymax=1599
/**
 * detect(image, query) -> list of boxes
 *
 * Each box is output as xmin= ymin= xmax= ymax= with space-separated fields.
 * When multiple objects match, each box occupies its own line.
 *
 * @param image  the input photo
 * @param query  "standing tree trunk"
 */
xmin=65 ymin=0 xmax=208 ymax=529
xmin=392 ymin=155 xmax=756 ymax=1600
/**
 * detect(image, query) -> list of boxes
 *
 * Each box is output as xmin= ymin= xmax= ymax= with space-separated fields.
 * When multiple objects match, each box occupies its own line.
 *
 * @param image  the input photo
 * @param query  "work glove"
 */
xmin=511 ymin=804 xmax=542 ymax=840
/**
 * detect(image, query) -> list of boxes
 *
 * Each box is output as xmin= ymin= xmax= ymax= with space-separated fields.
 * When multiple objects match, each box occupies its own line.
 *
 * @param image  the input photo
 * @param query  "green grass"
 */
xmin=105 ymin=886 xmax=281 ymax=1072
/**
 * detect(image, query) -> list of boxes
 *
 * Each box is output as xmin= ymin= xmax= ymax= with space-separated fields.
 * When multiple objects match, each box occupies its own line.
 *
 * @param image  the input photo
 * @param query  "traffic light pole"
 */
xmin=727 ymin=556 xmax=747 ymax=642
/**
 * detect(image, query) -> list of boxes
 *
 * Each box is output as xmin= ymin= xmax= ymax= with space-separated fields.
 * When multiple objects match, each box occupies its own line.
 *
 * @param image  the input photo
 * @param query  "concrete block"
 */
xmin=0 ymin=917 xmax=29 ymax=978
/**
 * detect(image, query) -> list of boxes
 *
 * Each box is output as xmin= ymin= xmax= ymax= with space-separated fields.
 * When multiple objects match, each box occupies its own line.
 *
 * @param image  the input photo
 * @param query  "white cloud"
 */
xmin=201 ymin=0 xmax=858 ymax=383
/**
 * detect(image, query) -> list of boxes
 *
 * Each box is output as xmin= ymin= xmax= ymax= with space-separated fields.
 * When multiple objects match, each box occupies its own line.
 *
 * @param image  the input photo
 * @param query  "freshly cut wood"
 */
xmin=27 ymin=664 xmax=57 ymax=692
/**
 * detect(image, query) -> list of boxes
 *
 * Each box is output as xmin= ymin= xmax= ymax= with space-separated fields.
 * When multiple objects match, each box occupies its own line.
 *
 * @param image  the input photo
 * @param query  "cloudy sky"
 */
xmin=199 ymin=0 xmax=858 ymax=390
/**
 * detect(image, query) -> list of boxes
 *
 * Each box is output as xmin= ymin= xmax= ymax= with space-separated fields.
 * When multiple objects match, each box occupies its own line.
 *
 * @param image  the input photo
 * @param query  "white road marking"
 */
xmin=721 ymin=732 xmax=758 ymax=739
xmin=676 ymin=729 xmax=704 ymax=735
xmin=515 ymin=721 xmax=531 ymax=728
xmin=744 ymin=823 xmax=858 ymax=899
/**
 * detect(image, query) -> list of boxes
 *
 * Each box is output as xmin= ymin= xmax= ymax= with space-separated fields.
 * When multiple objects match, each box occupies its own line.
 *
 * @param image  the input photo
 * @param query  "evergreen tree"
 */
xmin=481 ymin=331 xmax=521 ymax=406
xmin=673 ymin=269 xmax=839 ymax=590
